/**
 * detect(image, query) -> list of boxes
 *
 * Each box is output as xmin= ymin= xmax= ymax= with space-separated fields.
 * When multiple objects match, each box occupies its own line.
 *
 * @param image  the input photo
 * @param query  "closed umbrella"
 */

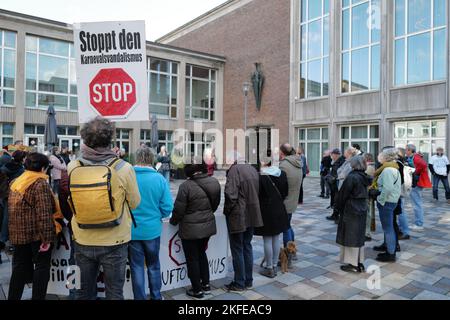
xmin=151 ymin=114 xmax=159 ymax=153
xmin=44 ymin=105 xmax=58 ymax=150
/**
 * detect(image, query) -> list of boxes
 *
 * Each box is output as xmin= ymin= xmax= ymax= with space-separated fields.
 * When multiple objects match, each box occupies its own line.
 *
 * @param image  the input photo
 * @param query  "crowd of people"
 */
xmin=320 ymin=142 xmax=444 ymax=270
xmin=0 ymin=116 xmax=447 ymax=300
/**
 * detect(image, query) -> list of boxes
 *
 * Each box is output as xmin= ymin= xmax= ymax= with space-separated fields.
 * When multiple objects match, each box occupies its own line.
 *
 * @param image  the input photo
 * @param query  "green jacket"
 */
xmin=377 ymin=166 xmax=401 ymax=206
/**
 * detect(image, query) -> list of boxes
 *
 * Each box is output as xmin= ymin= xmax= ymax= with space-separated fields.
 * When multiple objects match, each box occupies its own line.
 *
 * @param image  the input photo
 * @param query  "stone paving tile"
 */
xmin=435 ymin=267 xmax=450 ymax=279
xmin=313 ymin=293 xmax=343 ymax=300
xmin=405 ymin=270 xmax=442 ymax=285
xmin=348 ymin=294 xmax=370 ymax=300
xmin=211 ymin=293 xmax=248 ymax=300
xmin=282 ymin=282 xmax=323 ymax=300
xmin=409 ymin=281 xmax=449 ymax=295
xmin=254 ymin=284 xmax=293 ymax=300
xmin=434 ymin=277 xmax=450 ymax=293
xmin=377 ymin=293 xmax=409 ymax=300
xmin=381 ymin=273 xmax=413 ymax=289
xmin=241 ymin=290 xmax=264 ymax=300
xmin=310 ymin=275 xmax=333 ymax=285
xmin=351 ymin=279 xmax=393 ymax=297
xmin=275 ymin=273 xmax=304 ymax=286
xmin=293 ymin=266 xmax=329 ymax=279
xmin=413 ymin=290 xmax=450 ymax=300
xmin=319 ymin=282 xmax=362 ymax=299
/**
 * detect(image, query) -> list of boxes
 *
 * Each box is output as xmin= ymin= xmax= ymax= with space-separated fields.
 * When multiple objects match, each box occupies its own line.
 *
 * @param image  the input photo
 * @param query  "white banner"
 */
xmin=47 ymin=215 xmax=229 ymax=299
xmin=73 ymin=21 xmax=149 ymax=123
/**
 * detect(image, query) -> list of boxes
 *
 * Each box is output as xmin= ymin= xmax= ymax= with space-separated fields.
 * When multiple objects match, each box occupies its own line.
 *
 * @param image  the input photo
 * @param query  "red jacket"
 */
xmin=413 ymin=154 xmax=432 ymax=188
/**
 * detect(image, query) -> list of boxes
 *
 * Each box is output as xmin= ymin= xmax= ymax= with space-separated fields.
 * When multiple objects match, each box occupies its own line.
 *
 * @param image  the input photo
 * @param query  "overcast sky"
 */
xmin=0 ymin=0 xmax=228 ymax=40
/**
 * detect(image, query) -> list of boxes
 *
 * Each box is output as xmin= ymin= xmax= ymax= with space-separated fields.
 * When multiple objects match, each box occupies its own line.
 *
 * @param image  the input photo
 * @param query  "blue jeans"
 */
xmin=377 ymin=202 xmax=397 ymax=255
xmin=229 ymin=228 xmax=254 ymax=288
xmin=410 ymin=187 xmax=424 ymax=227
xmin=396 ymin=197 xmax=410 ymax=236
xmin=283 ymin=214 xmax=295 ymax=247
xmin=129 ymin=238 xmax=162 ymax=300
xmin=432 ymin=175 xmax=450 ymax=200
xmin=161 ymin=170 xmax=170 ymax=183
xmin=74 ymin=242 xmax=128 ymax=300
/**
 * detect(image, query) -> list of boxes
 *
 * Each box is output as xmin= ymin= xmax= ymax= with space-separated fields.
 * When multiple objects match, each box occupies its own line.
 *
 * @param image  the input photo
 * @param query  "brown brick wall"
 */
xmin=166 ymin=0 xmax=291 ymax=154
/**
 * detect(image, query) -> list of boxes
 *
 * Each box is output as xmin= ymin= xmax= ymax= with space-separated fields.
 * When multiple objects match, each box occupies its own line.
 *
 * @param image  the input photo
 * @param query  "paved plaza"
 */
xmin=1 ymin=173 xmax=450 ymax=300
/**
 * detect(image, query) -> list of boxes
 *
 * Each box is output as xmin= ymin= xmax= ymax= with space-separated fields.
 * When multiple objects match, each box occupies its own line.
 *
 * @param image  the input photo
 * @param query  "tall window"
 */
xmin=394 ymin=0 xmax=447 ymax=86
xmin=0 ymin=30 xmax=16 ymax=106
xmin=340 ymin=124 xmax=380 ymax=155
xmin=148 ymin=57 xmax=178 ymax=119
xmin=115 ymin=129 xmax=130 ymax=153
xmin=300 ymin=0 xmax=330 ymax=98
xmin=298 ymin=127 xmax=329 ymax=176
xmin=25 ymin=36 xmax=78 ymax=111
xmin=342 ymin=0 xmax=381 ymax=93
xmin=0 ymin=123 xmax=14 ymax=147
xmin=140 ymin=130 xmax=174 ymax=153
xmin=185 ymin=65 xmax=216 ymax=121
xmin=394 ymin=119 xmax=446 ymax=162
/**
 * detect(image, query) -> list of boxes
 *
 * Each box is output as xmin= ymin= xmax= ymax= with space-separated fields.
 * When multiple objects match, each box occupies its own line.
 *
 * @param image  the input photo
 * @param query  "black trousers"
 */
xmin=181 ymin=238 xmax=210 ymax=292
xmin=8 ymin=241 xmax=52 ymax=300
xmin=330 ymin=180 xmax=339 ymax=212
xmin=298 ymin=174 xmax=306 ymax=203
xmin=320 ymin=176 xmax=330 ymax=196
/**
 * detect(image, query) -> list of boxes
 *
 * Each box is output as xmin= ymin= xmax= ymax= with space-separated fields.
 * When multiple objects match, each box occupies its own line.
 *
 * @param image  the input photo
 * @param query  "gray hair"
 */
xmin=135 ymin=146 xmax=154 ymax=166
xmin=345 ymin=147 xmax=358 ymax=157
xmin=406 ymin=144 xmax=417 ymax=153
xmin=350 ymin=155 xmax=367 ymax=171
xmin=378 ymin=148 xmax=398 ymax=163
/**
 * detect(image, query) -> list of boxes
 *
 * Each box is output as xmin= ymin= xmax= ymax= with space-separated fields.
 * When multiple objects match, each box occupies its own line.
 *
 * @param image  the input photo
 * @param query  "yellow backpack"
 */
xmin=68 ymin=158 xmax=131 ymax=229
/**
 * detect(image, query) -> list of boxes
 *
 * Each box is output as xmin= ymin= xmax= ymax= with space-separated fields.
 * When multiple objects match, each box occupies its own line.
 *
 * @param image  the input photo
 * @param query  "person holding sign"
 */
xmin=170 ymin=161 xmax=221 ymax=299
xmin=130 ymin=146 xmax=173 ymax=300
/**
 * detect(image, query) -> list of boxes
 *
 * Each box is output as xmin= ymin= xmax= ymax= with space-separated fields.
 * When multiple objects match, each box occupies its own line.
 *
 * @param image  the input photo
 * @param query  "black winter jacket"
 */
xmin=336 ymin=170 xmax=370 ymax=248
xmin=254 ymin=171 xmax=289 ymax=236
xmin=170 ymin=173 xmax=221 ymax=240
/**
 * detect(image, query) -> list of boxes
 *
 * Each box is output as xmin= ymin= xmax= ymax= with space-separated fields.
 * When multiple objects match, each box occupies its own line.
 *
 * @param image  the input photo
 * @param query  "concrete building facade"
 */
xmin=159 ymin=0 xmax=449 ymax=175
xmin=0 ymin=9 xmax=225 ymax=158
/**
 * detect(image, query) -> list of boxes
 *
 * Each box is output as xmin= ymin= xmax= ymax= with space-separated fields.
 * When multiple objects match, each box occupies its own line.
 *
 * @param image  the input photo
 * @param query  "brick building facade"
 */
xmin=159 ymin=0 xmax=292 ymax=161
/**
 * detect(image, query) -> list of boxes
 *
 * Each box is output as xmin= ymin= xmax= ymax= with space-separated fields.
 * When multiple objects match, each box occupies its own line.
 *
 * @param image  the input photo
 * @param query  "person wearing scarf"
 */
xmin=8 ymin=153 xmax=56 ymax=300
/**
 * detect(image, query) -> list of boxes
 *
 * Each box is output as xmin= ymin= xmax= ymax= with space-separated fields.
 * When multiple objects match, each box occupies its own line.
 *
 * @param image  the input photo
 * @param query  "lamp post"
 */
xmin=242 ymin=82 xmax=251 ymax=162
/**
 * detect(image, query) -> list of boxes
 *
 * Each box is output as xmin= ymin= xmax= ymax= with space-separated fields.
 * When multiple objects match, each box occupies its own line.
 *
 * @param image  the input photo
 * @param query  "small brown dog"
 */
xmin=279 ymin=241 xmax=297 ymax=273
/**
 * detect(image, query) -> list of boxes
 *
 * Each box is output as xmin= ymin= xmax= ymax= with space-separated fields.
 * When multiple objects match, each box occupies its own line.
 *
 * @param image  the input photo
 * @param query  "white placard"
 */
xmin=47 ymin=215 xmax=229 ymax=299
xmin=73 ymin=21 xmax=149 ymax=123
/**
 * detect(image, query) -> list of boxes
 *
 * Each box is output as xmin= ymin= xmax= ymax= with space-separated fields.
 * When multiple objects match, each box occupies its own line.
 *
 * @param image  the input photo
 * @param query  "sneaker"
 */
xmin=186 ymin=288 xmax=204 ymax=299
xmin=259 ymin=267 xmax=276 ymax=279
xmin=202 ymin=284 xmax=211 ymax=293
xmin=245 ymin=284 xmax=253 ymax=290
xmin=410 ymin=225 xmax=424 ymax=232
xmin=358 ymin=263 xmax=366 ymax=272
xmin=373 ymin=243 xmax=400 ymax=252
xmin=376 ymin=252 xmax=396 ymax=263
xmin=318 ymin=194 xmax=325 ymax=198
xmin=340 ymin=264 xmax=362 ymax=273
xmin=326 ymin=215 xmax=337 ymax=221
xmin=224 ymin=282 xmax=245 ymax=292
xmin=324 ymin=195 xmax=330 ymax=199
xmin=365 ymin=236 xmax=372 ymax=242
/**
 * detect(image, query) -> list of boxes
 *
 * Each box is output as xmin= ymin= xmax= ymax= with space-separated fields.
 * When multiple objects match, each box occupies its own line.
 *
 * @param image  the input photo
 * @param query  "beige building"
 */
xmin=0 ymin=9 xmax=225 ymax=158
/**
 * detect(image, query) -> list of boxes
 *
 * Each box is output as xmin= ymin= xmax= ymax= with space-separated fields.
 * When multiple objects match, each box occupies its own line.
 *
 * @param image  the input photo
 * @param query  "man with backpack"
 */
xmin=67 ymin=117 xmax=140 ymax=300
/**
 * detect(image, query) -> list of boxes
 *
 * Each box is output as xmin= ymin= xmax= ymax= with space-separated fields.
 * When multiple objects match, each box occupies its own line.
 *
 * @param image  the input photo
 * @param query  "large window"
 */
xmin=115 ymin=129 xmax=130 ymax=153
xmin=394 ymin=119 xmax=446 ymax=162
xmin=341 ymin=124 xmax=380 ymax=155
xmin=394 ymin=0 xmax=447 ymax=86
xmin=140 ymin=129 xmax=174 ymax=153
xmin=0 ymin=123 xmax=14 ymax=147
xmin=298 ymin=127 xmax=329 ymax=176
xmin=25 ymin=36 xmax=78 ymax=111
xmin=300 ymin=0 xmax=330 ymax=99
xmin=185 ymin=65 xmax=216 ymax=121
xmin=148 ymin=57 xmax=178 ymax=119
xmin=342 ymin=0 xmax=381 ymax=93
xmin=0 ymin=30 xmax=16 ymax=106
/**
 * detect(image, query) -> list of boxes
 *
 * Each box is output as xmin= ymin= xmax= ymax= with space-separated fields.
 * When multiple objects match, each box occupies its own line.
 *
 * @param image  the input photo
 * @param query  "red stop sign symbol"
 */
xmin=89 ymin=68 xmax=137 ymax=117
